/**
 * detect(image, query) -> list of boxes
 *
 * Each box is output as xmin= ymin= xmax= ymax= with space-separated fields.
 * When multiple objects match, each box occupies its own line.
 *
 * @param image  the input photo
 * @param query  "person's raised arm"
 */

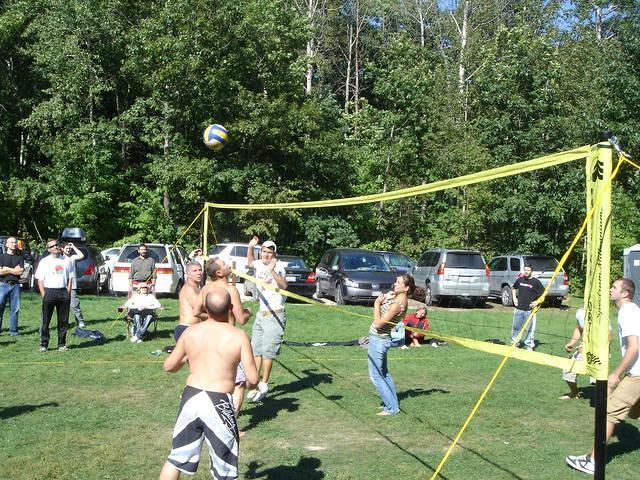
xmin=372 ymin=295 xmax=402 ymax=329
xmin=191 ymin=288 xmax=208 ymax=319
xmin=270 ymin=258 xmax=288 ymax=290
xmin=565 ymin=324 xmax=583 ymax=352
xmin=68 ymin=243 xmax=84 ymax=261
xmin=240 ymin=332 xmax=259 ymax=388
xmin=247 ymin=235 xmax=259 ymax=267
xmin=229 ymin=287 xmax=251 ymax=326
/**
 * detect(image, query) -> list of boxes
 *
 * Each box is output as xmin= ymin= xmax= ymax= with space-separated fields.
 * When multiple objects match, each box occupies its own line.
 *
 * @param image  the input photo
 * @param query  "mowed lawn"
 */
xmin=1 ymin=292 xmax=639 ymax=480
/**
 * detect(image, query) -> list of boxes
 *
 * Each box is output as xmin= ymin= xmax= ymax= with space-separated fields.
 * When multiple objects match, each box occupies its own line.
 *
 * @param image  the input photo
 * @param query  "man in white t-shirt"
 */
xmin=245 ymin=235 xmax=287 ymax=403
xmin=35 ymin=239 xmax=73 ymax=353
xmin=566 ymin=278 xmax=640 ymax=474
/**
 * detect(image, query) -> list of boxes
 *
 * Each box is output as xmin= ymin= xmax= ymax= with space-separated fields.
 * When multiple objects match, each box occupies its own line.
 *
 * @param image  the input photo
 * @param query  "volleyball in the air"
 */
xmin=203 ymin=124 xmax=229 ymax=151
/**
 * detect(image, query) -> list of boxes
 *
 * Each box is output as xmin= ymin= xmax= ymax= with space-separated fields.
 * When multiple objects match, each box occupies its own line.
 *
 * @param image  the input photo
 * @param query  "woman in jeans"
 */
xmin=367 ymin=273 xmax=415 ymax=416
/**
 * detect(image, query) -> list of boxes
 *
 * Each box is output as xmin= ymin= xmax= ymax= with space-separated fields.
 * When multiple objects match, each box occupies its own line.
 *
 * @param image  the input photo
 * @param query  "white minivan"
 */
xmin=109 ymin=243 xmax=187 ymax=297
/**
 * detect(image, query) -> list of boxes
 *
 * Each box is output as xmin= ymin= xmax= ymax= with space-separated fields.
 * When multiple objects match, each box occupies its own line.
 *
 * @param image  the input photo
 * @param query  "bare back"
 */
xmin=178 ymin=282 xmax=201 ymax=325
xmin=180 ymin=321 xmax=253 ymax=393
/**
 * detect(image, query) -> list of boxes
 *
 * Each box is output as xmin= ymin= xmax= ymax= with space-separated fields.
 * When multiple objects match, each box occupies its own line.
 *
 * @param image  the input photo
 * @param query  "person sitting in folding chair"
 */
xmin=123 ymin=283 xmax=161 ymax=343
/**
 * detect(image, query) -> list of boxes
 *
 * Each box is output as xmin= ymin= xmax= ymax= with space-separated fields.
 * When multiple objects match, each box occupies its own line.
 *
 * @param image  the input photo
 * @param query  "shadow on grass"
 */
xmin=0 ymin=401 xmax=59 ymax=420
xmin=608 ymin=422 xmax=640 ymax=461
xmin=398 ymin=387 xmax=449 ymax=401
xmin=245 ymin=457 xmax=324 ymax=479
xmin=241 ymin=369 xmax=332 ymax=433
xmin=241 ymin=396 xmax=300 ymax=433
xmin=271 ymin=368 xmax=333 ymax=396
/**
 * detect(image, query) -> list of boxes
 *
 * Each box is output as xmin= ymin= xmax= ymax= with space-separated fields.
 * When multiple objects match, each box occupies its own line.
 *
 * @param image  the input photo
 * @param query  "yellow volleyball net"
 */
xmin=198 ymin=140 xmax=626 ymax=478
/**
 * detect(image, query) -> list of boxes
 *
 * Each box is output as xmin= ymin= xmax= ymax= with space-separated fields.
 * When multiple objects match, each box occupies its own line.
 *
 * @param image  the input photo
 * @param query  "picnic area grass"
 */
xmin=1 ymin=292 xmax=639 ymax=479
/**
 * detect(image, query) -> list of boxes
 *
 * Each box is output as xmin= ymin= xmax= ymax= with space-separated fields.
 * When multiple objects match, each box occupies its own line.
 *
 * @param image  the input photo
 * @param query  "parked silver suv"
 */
xmin=488 ymin=254 xmax=568 ymax=307
xmin=410 ymin=248 xmax=490 ymax=306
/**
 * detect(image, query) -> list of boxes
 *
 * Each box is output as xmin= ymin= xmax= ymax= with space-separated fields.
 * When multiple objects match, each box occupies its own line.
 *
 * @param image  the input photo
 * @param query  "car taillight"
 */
xmin=114 ymin=266 xmax=130 ymax=273
xmin=156 ymin=267 xmax=174 ymax=275
xmin=84 ymin=264 xmax=95 ymax=276
xmin=306 ymin=272 xmax=317 ymax=283
xmin=564 ymin=272 xmax=569 ymax=285
xmin=436 ymin=263 xmax=445 ymax=276
xmin=485 ymin=264 xmax=490 ymax=277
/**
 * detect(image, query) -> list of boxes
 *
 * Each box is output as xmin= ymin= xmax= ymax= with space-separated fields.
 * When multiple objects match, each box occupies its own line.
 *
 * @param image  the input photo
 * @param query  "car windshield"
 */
xmin=342 ymin=253 xmax=390 ymax=271
xmin=524 ymin=256 xmax=559 ymax=272
xmin=446 ymin=252 xmax=485 ymax=269
xmin=385 ymin=253 xmax=413 ymax=267
xmin=118 ymin=245 xmax=167 ymax=264
xmin=281 ymin=258 xmax=307 ymax=269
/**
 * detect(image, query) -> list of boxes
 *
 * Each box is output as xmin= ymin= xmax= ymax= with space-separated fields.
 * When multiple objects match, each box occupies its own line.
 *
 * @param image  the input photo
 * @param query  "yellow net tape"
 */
xmin=206 ymin=145 xmax=591 ymax=209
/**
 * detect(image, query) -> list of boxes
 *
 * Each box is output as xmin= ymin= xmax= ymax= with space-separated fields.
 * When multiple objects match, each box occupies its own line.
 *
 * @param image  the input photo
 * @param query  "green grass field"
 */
xmin=1 ymin=292 xmax=638 ymax=479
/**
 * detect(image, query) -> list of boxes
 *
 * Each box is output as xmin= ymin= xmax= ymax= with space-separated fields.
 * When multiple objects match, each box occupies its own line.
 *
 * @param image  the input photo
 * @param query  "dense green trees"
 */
xmin=2 ymin=0 xmax=640 ymax=284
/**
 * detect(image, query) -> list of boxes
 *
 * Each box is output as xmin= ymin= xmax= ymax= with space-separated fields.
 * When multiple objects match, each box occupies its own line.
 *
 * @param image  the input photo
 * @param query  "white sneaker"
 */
xmin=566 ymin=454 xmax=594 ymax=475
xmin=246 ymin=389 xmax=259 ymax=400
xmin=78 ymin=321 xmax=86 ymax=329
xmin=130 ymin=335 xmax=139 ymax=343
xmin=252 ymin=382 xmax=269 ymax=402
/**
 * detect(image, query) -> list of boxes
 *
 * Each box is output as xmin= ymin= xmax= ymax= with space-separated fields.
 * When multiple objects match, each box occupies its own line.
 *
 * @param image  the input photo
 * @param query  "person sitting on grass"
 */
xmin=122 ymin=283 xmax=160 ymax=343
xmin=403 ymin=306 xmax=429 ymax=348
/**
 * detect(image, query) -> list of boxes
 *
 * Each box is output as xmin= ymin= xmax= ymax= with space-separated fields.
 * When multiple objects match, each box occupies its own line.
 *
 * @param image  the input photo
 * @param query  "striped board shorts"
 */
xmin=167 ymin=386 xmax=239 ymax=479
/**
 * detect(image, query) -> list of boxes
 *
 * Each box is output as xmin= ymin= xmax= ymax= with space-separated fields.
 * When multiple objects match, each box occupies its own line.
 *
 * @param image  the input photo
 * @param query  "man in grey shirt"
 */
xmin=129 ymin=244 xmax=156 ymax=294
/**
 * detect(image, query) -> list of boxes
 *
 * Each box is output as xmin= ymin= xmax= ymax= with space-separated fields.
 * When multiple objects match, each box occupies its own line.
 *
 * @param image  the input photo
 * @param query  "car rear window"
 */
xmin=119 ymin=246 xmax=167 ymax=263
xmin=446 ymin=252 xmax=485 ymax=269
xmin=282 ymin=258 xmax=307 ymax=269
xmin=524 ymin=256 xmax=559 ymax=272
xmin=342 ymin=253 xmax=391 ymax=271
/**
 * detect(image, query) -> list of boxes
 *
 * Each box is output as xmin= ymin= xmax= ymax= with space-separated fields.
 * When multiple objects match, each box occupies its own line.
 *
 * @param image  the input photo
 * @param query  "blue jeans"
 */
xmin=511 ymin=309 xmax=535 ymax=349
xmin=0 ymin=282 xmax=21 ymax=335
xmin=368 ymin=334 xmax=399 ymax=414
xmin=132 ymin=311 xmax=155 ymax=338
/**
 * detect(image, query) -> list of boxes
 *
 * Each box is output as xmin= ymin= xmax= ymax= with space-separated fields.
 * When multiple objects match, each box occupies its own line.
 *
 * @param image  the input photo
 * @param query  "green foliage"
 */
xmin=1 ymin=0 xmax=640 ymax=292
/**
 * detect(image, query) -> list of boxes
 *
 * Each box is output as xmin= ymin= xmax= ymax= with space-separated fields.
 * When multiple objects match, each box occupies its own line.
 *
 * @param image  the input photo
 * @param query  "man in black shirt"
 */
xmin=0 ymin=237 xmax=25 ymax=336
xmin=511 ymin=264 xmax=544 ymax=351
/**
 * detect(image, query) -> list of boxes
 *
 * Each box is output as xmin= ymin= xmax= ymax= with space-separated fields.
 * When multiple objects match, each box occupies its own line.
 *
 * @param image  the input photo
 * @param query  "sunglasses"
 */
xmin=47 ymin=243 xmax=59 ymax=249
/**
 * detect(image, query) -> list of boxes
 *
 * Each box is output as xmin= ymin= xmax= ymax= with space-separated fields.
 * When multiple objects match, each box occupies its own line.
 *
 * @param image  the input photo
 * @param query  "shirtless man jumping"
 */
xmin=174 ymin=262 xmax=205 ymax=342
xmin=194 ymin=258 xmax=251 ymax=415
xmin=159 ymin=287 xmax=258 ymax=480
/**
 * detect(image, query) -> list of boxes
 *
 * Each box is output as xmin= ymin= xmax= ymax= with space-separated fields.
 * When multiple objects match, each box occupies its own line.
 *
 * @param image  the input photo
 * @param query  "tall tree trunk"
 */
xmin=457 ymin=0 xmax=470 ymax=96
xmin=345 ymin=23 xmax=353 ymax=112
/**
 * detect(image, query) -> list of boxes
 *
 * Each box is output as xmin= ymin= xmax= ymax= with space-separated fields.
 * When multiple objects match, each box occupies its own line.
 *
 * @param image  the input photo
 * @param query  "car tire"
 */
xmin=315 ymin=282 xmax=324 ymax=299
xmin=335 ymin=283 xmax=346 ymax=305
xmin=552 ymin=296 xmax=563 ymax=308
xmin=424 ymin=284 xmax=433 ymax=306
xmin=501 ymin=286 xmax=513 ymax=306
xmin=94 ymin=276 xmax=101 ymax=295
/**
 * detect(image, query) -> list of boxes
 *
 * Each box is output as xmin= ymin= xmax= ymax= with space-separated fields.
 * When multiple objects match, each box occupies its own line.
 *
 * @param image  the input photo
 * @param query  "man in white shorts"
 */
xmin=566 ymin=278 xmax=640 ymax=475
xmin=245 ymin=235 xmax=287 ymax=403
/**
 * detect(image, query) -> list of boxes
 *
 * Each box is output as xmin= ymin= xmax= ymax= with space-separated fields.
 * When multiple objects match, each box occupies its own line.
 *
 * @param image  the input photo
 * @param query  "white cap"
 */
xmin=262 ymin=240 xmax=277 ymax=253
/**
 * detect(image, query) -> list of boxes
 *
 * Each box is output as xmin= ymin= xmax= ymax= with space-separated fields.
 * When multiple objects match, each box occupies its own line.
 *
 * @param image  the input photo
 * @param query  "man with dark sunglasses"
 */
xmin=35 ymin=239 xmax=73 ymax=352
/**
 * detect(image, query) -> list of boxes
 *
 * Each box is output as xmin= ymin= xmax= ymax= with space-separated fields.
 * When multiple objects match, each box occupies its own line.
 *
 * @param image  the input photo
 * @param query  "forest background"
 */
xmin=2 ymin=0 xmax=640 ymax=292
